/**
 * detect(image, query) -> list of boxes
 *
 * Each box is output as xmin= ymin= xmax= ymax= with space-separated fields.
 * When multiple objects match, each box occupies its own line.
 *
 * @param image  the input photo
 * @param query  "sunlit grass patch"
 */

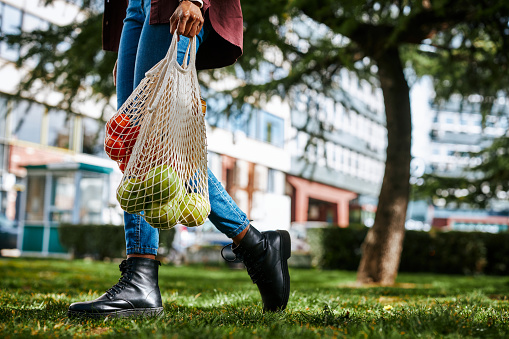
xmin=1 ymin=258 xmax=509 ymax=338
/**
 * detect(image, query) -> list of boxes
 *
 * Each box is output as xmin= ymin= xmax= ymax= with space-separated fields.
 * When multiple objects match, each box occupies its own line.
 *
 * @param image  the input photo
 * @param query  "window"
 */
xmin=344 ymin=149 xmax=351 ymax=169
xmin=259 ymin=111 xmax=284 ymax=147
xmin=79 ymin=175 xmax=103 ymax=224
xmin=334 ymin=103 xmax=343 ymax=129
xmin=0 ymin=96 xmax=7 ymax=139
xmin=48 ymin=110 xmax=73 ymax=149
xmin=267 ymin=168 xmax=276 ymax=193
xmin=25 ymin=175 xmax=46 ymax=223
xmin=265 ymin=122 xmax=272 ymax=144
xmin=22 ymin=13 xmax=49 ymax=32
xmin=0 ymin=4 xmax=22 ymax=61
xmin=326 ymin=142 xmax=335 ymax=168
xmin=335 ymin=145 xmax=343 ymax=168
xmin=82 ymin=117 xmax=106 ymax=157
xmin=11 ymin=101 xmax=44 ymax=144
xmin=49 ymin=173 xmax=75 ymax=224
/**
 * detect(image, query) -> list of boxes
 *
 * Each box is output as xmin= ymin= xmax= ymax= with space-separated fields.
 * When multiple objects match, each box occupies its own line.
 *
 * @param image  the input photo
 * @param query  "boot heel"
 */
xmin=277 ymin=230 xmax=291 ymax=260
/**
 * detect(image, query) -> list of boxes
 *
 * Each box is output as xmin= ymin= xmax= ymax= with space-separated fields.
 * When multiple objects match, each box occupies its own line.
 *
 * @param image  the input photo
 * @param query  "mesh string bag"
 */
xmin=104 ymin=58 xmax=167 ymax=171
xmin=113 ymin=36 xmax=210 ymax=229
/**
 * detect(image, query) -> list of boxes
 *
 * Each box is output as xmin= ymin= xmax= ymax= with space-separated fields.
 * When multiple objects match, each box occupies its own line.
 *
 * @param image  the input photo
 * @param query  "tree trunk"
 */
xmin=356 ymin=47 xmax=412 ymax=285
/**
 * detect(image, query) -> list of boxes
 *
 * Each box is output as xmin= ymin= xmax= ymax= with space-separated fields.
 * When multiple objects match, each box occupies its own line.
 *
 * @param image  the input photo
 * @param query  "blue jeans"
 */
xmin=117 ymin=0 xmax=250 ymax=255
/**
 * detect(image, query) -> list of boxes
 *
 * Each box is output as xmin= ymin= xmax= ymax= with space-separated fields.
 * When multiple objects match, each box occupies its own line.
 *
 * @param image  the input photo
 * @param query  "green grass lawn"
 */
xmin=1 ymin=258 xmax=508 ymax=338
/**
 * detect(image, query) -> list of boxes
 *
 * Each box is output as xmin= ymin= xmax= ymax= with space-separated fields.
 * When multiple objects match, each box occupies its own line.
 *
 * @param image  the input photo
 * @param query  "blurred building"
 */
xmin=0 ymin=0 xmax=388 ymax=256
xmin=413 ymin=96 xmax=509 ymax=232
xmin=0 ymin=0 xmax=122 ymax=256
xmin=287 ymin=70 xmax=386 ymax=228
xmin=428 ymin=99 xmax=508 ymax=176
xmin=202 ymin=96 xmax=292 ymax=237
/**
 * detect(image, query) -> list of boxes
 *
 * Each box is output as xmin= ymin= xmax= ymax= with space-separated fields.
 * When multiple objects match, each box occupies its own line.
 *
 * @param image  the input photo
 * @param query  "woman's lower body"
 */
xmin=116 ymin=0 xmax=250 ymax=255
xmin=67 ymin=0 xmax=290 ymax=318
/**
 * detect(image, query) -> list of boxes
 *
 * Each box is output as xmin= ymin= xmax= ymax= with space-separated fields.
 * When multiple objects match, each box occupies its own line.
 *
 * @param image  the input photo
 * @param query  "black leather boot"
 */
xmin=230 ymin=226 xmax=291 ymax=312
xmin=67 ymin=257 xmax=163 ymax=318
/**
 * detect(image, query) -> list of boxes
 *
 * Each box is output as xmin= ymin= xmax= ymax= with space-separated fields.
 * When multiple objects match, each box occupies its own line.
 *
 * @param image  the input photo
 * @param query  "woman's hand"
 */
xmin=170 ymin=1 xmax=204 ymax=41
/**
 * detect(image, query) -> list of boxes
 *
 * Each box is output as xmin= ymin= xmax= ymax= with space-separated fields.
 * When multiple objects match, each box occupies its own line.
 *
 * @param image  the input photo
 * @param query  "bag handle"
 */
xmin=148 ymin=36 xmax=197 ymax=112
xmin=145 ymin=34 xmax=180 ymax=78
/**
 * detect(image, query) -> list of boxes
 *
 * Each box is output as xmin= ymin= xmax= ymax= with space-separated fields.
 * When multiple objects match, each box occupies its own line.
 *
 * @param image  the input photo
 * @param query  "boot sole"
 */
xmin=277 ymin=230 xmax=291 ymax=311
xmin=67 ymin=307 xmax=164 ymax=319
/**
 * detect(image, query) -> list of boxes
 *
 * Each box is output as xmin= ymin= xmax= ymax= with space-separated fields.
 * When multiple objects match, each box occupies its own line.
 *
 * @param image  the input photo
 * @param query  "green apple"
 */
xmin=144 ymin=164 xmax=185 ymax=203
xmin=117 ymin=178 xmax=146 ymax=214
xmin=145 ymin=200 xmax=179 ymax=229
xmin=178 ymin=193 xmax=211 ymax=227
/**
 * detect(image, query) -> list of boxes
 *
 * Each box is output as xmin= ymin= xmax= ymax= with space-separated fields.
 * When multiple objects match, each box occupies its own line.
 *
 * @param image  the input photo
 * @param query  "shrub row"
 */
xmin=59 ymin=224 xmax=175 ymax=260
xmin=307 ymin=226 xmax=509 ymax=275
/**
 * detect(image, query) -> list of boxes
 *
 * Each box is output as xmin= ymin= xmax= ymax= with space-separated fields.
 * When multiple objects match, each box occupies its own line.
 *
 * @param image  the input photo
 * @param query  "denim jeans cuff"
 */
xmin=126 ymin=247 xmax=158 ymax=255
xmin=225 ymin=220 xmax=250 ymax=239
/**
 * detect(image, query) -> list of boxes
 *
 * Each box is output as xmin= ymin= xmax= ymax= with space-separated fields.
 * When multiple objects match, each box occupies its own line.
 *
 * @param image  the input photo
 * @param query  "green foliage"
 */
xmin=308 ymin=226 xmax=509 ymax=275
xmin=307 ymin=225 xmax=368 ymax=269
xmin=414 ymin=136 xmax=509 ymax=208
xmin=1 ymin=258 xmax=509 ymax=337
xmin=218 ymin=0 xmax=509 ymax=106
xmin=5 ymin=10 xmax=116 ymax=118
xmin=59 ymin=224 xmax=175 ymax=260
xmin=407 ymin=2 xmax=509 ymax=109
xmin=399 ymin=231 xmax=488 ymax=275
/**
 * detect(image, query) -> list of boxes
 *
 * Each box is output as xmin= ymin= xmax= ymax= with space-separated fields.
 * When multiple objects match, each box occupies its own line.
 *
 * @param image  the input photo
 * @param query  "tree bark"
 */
xmin=356 ymin=47 xmax=412 ymax=285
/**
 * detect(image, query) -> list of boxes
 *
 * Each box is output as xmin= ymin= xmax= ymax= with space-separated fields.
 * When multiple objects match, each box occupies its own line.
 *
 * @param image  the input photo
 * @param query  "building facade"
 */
xmin=287 ymin=69 xmax=387 ymax=227
xmin=417 ymin=96 xmax=509 ymax=231
xmin=428 ymin=98 xmax=508 ymax=177
xmin=0 ymin=0 xmax=123 ymax=255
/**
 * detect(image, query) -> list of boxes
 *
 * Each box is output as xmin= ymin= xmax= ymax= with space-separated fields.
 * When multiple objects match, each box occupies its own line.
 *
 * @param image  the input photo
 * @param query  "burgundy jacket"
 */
xmin=102 ymin=0 xmax=243 ymax=70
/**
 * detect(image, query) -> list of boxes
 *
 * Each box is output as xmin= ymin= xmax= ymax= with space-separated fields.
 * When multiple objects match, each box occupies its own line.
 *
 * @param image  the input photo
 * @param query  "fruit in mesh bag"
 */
xmin=117 ymin=178 xmax=146 ymax=214
xmin=144 ymin=164 xmax=185 ymax=203
xmin=107 ymin=113 xmax=130 ymax=136
xmin=201 ymin=98 xmax=206 ymax=115
xmin=118 ymin=155 xmax=131 ymax=173
xmin=123 ymin=125 xmax=141 ymax=153
xmin=178 ymin=193 xmax=211 ymax=227
xmin=105 ymin=134 xmax=127 ymax=161
xmin=145 ymin=200 xmax=179 ymax=229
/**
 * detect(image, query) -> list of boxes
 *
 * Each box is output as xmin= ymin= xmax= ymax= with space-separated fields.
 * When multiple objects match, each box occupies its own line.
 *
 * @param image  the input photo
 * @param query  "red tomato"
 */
xmin=104 ymin=134 xmax=126 ymax=161
xmin=107 ymin=114 xmax=130 ymax=136
xmin=118 ymin=155 xmax=131 ymax=173
xmin=124 ymin=125 xmax=141 ymax=151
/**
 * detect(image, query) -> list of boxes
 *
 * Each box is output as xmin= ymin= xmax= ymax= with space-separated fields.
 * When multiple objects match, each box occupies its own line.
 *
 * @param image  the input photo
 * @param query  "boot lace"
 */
xmin=105 ymin=260 xmax=134 ymax=299
xmin=245 ymin=260 xmax=269 ymax=284
xmin=220 ymin=243 xmax=237 ymax=262
xmin=221 ymin=244 xmax=269 ymax=284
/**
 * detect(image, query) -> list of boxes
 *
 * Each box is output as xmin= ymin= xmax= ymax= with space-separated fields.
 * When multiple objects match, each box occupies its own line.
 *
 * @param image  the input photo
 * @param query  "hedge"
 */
xmin=59 ymin=224 xmax=175 ymax=260
xmin=307 ymin=226 xmax=509 ymax=275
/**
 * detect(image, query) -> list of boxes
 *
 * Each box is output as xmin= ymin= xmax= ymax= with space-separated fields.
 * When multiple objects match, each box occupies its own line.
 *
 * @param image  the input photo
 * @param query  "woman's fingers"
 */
xmin=177 ymin=12 xmax=190 ymax=36
xmin=185 ymin=16 xmax=200 ymax=36
xmin=193 ymin=18 xmax=203 ymax=37
xmin=169 ymin=1 xmax=203 ymax=38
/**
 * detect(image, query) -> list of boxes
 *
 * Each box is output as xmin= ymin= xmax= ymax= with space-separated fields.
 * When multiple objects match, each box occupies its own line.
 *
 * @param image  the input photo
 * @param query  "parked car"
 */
xmin=0 ymin=214 xmax=17 ymax=251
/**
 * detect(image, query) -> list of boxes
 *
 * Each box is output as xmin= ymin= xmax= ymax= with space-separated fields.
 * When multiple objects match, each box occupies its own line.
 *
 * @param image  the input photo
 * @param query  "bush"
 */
xmin=59 ymin=224 xmax=175 ymax=260
xmin=307 ymin=226 xmax=367 ymax=269
xmin=307 ymin=225 xmax=509 ymax=275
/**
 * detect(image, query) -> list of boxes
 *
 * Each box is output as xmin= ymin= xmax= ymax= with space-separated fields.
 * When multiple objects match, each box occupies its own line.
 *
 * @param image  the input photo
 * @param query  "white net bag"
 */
xmin=104 ymin=58 xmax=167 ymax=172
xmin=110 ymin=36 xmax=210 ymax=229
